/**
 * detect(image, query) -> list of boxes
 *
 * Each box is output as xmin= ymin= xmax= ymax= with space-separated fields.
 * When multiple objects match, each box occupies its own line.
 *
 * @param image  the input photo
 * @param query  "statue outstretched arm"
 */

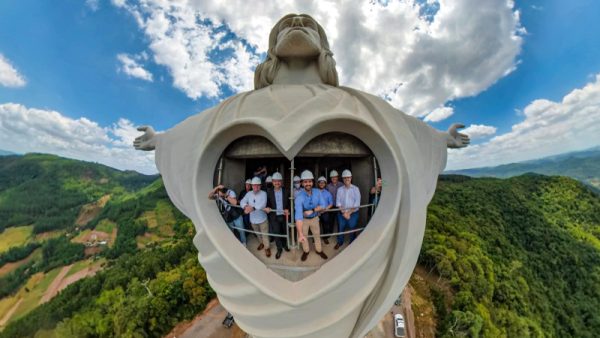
xmin=444 ymin=123 xmax=470 ymax=148
xmin=133 ymin=125 xmax=158 ymax=151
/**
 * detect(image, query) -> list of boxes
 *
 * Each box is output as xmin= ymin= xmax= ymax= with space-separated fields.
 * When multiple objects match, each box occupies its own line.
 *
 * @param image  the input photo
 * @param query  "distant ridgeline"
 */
xmin=446 ymin=147 xmax=600 ymax=192
xmin=0 ymin=154 xmax=598 ymax=337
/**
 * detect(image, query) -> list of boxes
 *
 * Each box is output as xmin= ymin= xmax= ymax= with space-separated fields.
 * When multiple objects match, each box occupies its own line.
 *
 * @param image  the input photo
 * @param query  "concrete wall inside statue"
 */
xmin=351 ymin=156 xmax=375 ymax=226
xmin=216 ymin=158 xmax=245 ymax=194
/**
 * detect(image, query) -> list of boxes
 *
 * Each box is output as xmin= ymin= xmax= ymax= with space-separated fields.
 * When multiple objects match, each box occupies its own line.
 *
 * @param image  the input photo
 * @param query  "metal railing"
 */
xmin=217 ymin=201 xmax=375 ymax=244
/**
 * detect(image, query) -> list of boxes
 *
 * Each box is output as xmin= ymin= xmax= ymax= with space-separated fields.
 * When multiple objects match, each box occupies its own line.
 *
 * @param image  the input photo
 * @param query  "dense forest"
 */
xmin=1 ymin=154 xmax=599 ymax=337
xmin=420 ymin=174 xmax=600 ymax=337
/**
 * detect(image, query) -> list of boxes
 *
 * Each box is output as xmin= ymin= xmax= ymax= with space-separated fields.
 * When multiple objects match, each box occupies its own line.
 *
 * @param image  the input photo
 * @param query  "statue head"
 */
xmin=254 ymin=14 xmax=339 ymax=89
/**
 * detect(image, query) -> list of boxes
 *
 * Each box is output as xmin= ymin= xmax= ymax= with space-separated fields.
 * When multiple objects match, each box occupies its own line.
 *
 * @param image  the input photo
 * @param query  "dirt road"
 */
xmin=39 ymin=264 xmax=72 ymax=304
xmin=0 ymin=298 xmax=23 ymax=327
xmin=165 ymin=299 xmax=246 ymax=338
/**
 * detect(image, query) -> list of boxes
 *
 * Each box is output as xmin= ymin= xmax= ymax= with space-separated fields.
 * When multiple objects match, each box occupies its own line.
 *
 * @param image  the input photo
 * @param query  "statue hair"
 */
xmin=254 ymin=14 xmax=339 ymax=89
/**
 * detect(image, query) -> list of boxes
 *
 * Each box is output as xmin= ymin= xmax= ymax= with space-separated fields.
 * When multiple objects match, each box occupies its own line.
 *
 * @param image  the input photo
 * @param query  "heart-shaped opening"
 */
xmin=211 ymin=132 xmax=382 ymax=282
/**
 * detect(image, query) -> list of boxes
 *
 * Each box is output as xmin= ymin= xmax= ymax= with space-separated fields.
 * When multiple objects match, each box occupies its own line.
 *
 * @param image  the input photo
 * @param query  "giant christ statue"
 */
xmin=135 ymin=13 xmax=468 ymax=338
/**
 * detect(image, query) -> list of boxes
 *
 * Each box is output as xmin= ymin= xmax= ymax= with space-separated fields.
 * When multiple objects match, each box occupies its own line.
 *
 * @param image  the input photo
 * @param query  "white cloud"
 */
xmin=117 ymin=53 xmax=154 ymax=81
xmin=424 ymin=106 xmax=454 ymax=122
xmin=86 ymin=0 xmax=100 ymax=11
xmin=112 ymin=0 xmax=523 ymax=116
xmin=0 ymin=103 xmax=157 ymax=174
xmin=461 ymin=124 xmax=497 ymax=139
xmin=0 ymin=54 xmax=26 ymax=88
xmin=447 ymin=74 xmax=600 ymax=170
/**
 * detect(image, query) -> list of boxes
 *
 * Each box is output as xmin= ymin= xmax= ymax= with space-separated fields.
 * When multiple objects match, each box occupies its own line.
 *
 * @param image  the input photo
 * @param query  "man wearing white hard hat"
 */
xmin=316 ymin=176 xmax=334 ymax=245
xmin=326 ymin=170 xmax=343 ymax=242
xmin=295 ymin=170 xmax=328 ymax=261
xmin=335 ymin=169 xmax=361 ymax=250
xmin=239 ymin=179 xmax=252 ymax=231
xmin=265 ymin=172 xmax=290 ymax=259
xmin=265 ymin=175 xmax=273 ymax=190
xmin=208 ymin=184 xmax=246 ymax=246
xmin=293 ymin=175 xmax=302 ymax=198
xmin=240 ymin=177 xmax=271 ymax=257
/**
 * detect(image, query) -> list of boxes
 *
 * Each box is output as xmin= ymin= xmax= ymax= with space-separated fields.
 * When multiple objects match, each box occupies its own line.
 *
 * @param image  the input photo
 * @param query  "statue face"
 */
xmin=275 ymin=15 xmax=322 ymax=58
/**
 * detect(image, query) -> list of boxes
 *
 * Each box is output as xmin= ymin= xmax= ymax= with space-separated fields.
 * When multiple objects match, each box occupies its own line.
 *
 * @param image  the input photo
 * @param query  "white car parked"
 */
xmin=394 ymin=313 xmax=405 ymax=337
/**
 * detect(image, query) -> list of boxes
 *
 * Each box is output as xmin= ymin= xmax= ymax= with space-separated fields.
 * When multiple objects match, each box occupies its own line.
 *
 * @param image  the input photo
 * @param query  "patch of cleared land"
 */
xmin=0 ymin=248 xmax=42 ymax=277
xmin=155 ymin=200 xmax=175 ymax=237
xmin=0 ymin=259 xmax=106 ymax=328
xmin=71 ymin=229 xmax=111 ymax=244
xmin=34 ymin=230 xmax=64 ymax=242
xmin=0 ymin=267 xmax=62 ymax=327
xmin=0 ymin=225 xmax=34 ymax=253
xmin=95 ymin=219 xmax=116 ymax=234
xmin=75 ymin=194 xmax=111 ymax=226
xmin=139 ymin=211 xmax=158 ymax=228
xmin=136 ymin=232 xmax=162 ymax=249
xmin=65 ymin=258 xmax=106 ymax=279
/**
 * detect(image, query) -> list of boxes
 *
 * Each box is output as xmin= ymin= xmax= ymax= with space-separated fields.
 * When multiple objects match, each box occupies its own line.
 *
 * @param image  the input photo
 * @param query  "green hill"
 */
xmin=1 ymin=154 xmax=599 ymax=337
xmin=0 ymin=153 xmax=158 ymax=233
xmin=420 ymin=174 xmax=600 ymax=337
xmin=447 ymin=147 xmax=600 ymax=190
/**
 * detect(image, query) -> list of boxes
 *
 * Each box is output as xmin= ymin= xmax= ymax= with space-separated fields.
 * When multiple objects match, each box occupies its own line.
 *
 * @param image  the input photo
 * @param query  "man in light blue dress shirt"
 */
xmin=295 ymin=170 xmax=329 ymax=261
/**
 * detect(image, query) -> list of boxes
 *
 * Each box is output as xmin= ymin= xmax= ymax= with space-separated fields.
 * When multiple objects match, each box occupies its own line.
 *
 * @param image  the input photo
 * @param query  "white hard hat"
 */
xmin=317 ymin=176 xmax=327 ymax=182
xmin=266 ymin=176 xmax=272 ymax=183
xmin=342 ymin=169 xmax=352 ymax=178
xmin=293 ymin=175 xmax=301 ymax=182
xmin=251 ymin=177 xmax=262 ymax=185
xmin=300 ymin=170 xmax=314 ymax=180
xmin=245 ymin=179 xmax=252 ymax=184
xmin=272 ymin=172 xmax=283 ymax=180
xmin=329 ymin=170 xmax=339 ymax=177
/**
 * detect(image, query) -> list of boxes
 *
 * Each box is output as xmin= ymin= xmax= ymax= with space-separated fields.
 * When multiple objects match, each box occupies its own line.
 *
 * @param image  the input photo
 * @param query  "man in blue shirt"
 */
xmin=295 ymin=170 xmax=329 ymax=261
xmin=316 ymin=176 xmax=334 ymax=245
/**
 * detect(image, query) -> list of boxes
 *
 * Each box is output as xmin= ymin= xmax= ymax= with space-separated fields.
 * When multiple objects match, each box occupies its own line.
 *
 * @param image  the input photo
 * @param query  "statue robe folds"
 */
xmin=154 ymin=84 xmax=447 ymax=338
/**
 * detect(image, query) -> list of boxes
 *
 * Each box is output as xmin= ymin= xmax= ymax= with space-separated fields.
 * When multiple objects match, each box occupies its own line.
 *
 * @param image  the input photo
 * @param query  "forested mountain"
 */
xmin=0 ymin=150 xmax=16 ymax=156
xmin=0 ymin=153 xmax=158 ymax=233
xmin=1 ymin=154 xmax=599 ymax=337
xmin=419 ymin=174 xmax=600 ymax=337
xmin=447 ymin=147 xmax=600 ymax=190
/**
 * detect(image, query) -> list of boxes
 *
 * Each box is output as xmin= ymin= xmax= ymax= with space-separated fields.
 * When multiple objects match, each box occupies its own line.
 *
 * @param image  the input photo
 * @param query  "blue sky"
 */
xmin=0 ymin=0 xmax=599 ymax=173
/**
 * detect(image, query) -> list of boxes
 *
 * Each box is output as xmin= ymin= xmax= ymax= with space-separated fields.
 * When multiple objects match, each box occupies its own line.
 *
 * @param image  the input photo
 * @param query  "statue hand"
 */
xmin=133 ymin=125 xmax=157 ymax=151
xmin=446 ymin=123 xmax=470 ymax=149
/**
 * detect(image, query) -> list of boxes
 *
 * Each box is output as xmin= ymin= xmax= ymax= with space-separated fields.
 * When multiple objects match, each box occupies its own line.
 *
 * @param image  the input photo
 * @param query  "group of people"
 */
xmin=209 ymin=168 xmax=382 ymax=262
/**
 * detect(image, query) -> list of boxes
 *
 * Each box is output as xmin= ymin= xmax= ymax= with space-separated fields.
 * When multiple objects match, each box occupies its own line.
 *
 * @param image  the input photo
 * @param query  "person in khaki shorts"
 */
xmin=295 ymin=170 xmax=328 ymax=262
xmin=240 ymin=177 xmax=271 ymax=257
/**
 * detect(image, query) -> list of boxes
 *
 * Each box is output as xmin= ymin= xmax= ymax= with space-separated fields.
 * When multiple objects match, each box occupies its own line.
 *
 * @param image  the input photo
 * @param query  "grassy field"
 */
xmin=0 ymin=225 xmax=34 ymax=253
xmin=136 ymin=232 xmax=163 ymax=249
xmin=95 ymin=219 xmax=116 ymax=233
xmin=139 ymin=210 xmax=158 ymax=228
xmin=12 ymin=266 xmax=64 ymax=321
xmin=0 ymin=266 xmax=63 ymax=327
xmin=33 ymin=230 xmax=64 ymax=242
xmin=64 ymin=258 xmax=106 ymax=279
xmin=155 ymin=200 xmax=175 ymax=237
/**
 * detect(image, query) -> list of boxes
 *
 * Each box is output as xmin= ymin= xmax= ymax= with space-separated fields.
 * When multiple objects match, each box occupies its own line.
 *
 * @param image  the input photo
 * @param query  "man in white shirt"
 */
xmin=335 ymin=170 xmax=361 ymax=250
xmin=240 ymin=177 xmax=271 ymax=257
